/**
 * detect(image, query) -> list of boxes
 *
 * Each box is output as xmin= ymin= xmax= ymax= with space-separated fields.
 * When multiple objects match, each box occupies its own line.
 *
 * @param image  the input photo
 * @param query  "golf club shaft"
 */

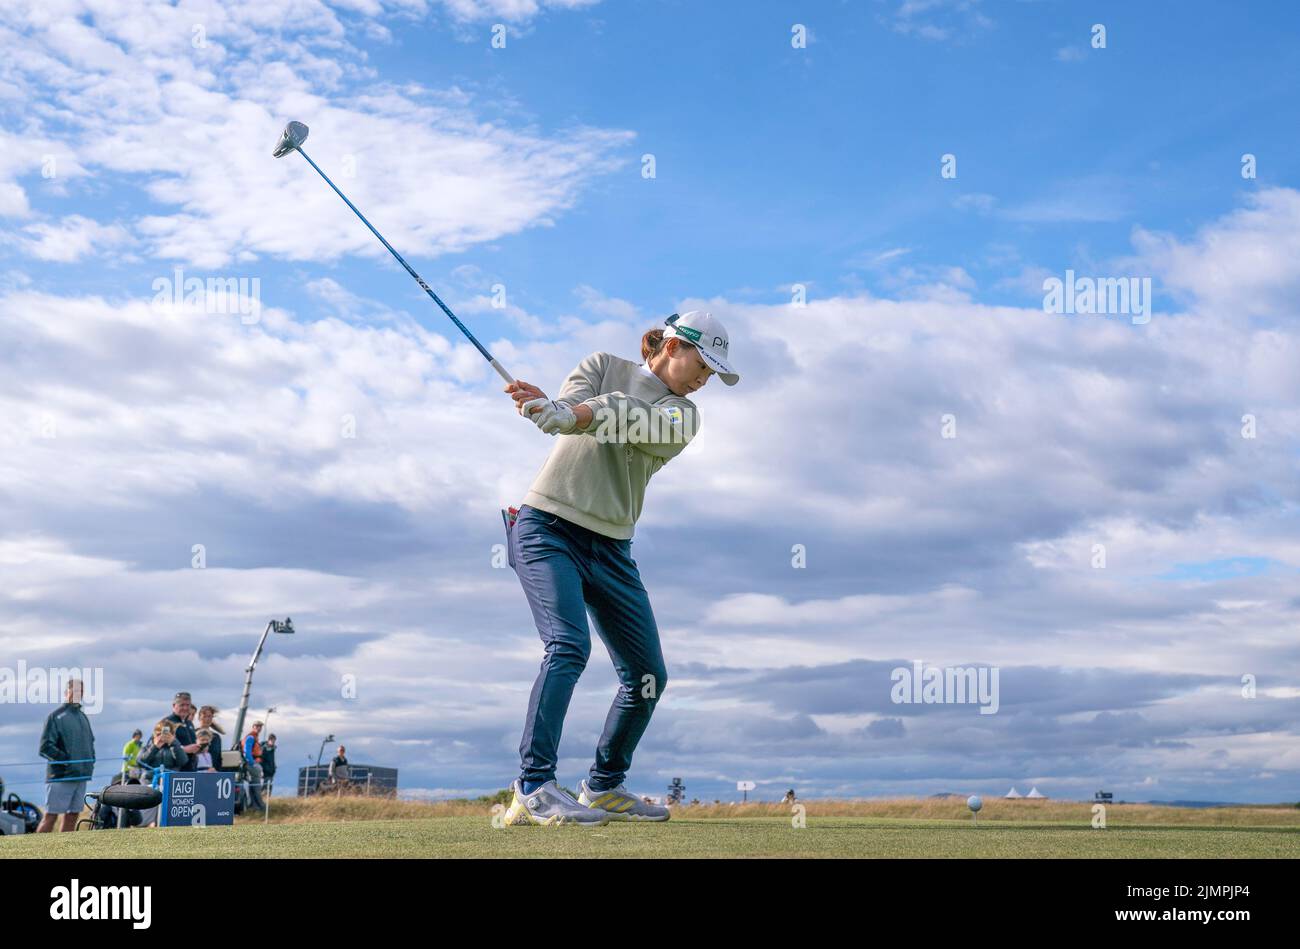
xmin=294 ymin=147 xmax=514 ymax=384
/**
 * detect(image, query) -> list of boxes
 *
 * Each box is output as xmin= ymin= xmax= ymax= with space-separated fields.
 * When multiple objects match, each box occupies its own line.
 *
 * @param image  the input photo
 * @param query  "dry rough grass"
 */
xmin=250 ymin=795 xmax=492 ymax=824
xmin=663 ymin=798 xmax=1300 ymax=825
xmin=245 ymin=795 xmax=1300 ymax=827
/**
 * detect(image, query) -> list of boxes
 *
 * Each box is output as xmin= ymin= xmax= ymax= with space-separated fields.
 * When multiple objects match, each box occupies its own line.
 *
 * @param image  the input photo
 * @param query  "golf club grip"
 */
xmin=294 ymin=148 xmax=514 ymax=383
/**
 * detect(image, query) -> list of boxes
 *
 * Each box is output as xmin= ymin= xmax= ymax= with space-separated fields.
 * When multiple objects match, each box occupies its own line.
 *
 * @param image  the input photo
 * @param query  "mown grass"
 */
xmin=3 ymin=797 xmax=1298 ymax=859
xmin=253 ymin=794 xmax=1300 ymax=827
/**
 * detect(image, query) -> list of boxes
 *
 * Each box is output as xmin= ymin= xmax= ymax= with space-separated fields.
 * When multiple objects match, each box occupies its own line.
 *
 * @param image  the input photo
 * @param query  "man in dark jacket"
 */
xmin=165 ymin=691 xmax=199 ymax=772
xmin=37 ymin=679 xmax=95 ymax=832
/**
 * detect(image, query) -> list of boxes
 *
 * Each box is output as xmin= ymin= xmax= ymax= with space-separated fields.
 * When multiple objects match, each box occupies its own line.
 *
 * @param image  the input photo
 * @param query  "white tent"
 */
xmin=1026 ymin=786 xmax=1047 ymax=799
xmin=1004 ymin=787 xmax=1023 ymax=798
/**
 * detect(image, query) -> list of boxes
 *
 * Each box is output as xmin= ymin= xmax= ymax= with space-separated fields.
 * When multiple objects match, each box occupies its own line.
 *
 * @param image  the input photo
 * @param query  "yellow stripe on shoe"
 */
xmin=504 ymin=797 xmax=531 ymax=825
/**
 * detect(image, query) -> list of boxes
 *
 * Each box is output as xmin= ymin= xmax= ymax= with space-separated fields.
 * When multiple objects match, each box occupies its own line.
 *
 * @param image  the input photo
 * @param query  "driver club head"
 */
xmin=272 ymin=121 xmax=310 ymax=158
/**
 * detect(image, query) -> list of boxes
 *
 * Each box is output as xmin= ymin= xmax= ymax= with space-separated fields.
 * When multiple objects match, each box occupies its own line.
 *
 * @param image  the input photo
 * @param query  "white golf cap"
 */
xmin=663 ymin=310 xmax=739 ymax=386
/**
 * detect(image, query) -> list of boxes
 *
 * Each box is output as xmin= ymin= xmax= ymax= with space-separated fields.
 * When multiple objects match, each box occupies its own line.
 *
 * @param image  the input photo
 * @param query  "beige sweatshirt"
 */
xmin=521 ymin=351 xmax=701 ymax=539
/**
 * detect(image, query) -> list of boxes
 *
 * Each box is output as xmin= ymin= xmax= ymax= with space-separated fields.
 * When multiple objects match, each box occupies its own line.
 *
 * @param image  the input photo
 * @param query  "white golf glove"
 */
xmin=521 ymin=397 xmax=577 ymax=435
xmin=541 ymin=403 xmax=578 ymax=434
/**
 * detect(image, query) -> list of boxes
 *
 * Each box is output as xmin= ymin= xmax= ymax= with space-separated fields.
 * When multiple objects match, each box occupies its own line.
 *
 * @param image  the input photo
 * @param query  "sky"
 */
xmin=1 ymin=0 xmax=1299 ymax=806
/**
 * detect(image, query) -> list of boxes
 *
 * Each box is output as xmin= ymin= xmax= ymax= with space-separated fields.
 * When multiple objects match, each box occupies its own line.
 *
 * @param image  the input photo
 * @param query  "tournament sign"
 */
xmin=159 ymin=771 xmax=236 ymax=827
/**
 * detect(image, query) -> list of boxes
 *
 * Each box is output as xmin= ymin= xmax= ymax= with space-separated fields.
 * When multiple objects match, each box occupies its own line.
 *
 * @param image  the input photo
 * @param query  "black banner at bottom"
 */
xmin=10 ymin=858 xmax=1291 ymax=933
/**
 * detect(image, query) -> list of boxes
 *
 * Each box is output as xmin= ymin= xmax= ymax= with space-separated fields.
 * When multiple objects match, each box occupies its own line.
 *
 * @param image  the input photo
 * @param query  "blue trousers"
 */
xmin=509 ymin=504 xmax=667 ymax=789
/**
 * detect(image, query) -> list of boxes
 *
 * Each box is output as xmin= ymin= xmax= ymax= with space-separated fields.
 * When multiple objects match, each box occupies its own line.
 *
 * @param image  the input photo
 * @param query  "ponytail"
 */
xmin=641 ymin=327 xmax=666 ymax=361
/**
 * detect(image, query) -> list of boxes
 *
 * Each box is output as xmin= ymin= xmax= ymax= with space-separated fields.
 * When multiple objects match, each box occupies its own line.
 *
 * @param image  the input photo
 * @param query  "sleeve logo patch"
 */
xmin=664 ymin=406 xmax=683 ymax=425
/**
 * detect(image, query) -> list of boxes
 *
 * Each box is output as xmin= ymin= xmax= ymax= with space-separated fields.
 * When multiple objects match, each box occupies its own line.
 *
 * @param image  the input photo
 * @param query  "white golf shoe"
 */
xmin=503 ymin=779 xmax=611 ymax=826
xmin=577 ymin=779 xmax=671 ymax=821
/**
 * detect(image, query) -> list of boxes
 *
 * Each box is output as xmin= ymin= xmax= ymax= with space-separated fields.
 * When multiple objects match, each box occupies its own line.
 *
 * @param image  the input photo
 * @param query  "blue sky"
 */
xmin=2 ymin=0 xmax=1299 ymax=807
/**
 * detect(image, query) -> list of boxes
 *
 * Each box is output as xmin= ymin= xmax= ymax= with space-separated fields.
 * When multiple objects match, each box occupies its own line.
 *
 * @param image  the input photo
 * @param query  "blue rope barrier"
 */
xmin=5 ymin=770 xmax=270 ymax=789
xmin=3 ymin=757 xmax=259 ymax=784
xmin=0 ymin=757 xmax=116 ymax=768
xmin=3 ymin=768 xmax=135 ymax=790
xmin=4 ymin=757 xmax=270 ymax=805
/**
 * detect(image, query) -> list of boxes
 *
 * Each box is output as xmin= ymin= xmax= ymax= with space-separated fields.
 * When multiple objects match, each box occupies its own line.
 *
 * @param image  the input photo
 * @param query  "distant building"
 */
xmin=1025 ymin=786 xmax=1047 ymax=799
xmin=1005 ymin=787 xmax=1023 ymax=799
xmin=298 ymin=764 xmax=398 ymax=797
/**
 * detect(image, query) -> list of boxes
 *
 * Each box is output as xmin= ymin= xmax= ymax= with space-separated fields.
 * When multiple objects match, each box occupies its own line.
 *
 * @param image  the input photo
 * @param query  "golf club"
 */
xmin=272 ymin=121 xmax=515 ymax=384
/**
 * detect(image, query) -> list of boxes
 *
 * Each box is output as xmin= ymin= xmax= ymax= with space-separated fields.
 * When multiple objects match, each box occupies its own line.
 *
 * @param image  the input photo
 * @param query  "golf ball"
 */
xmin=967 ymin=795 xmax=983 ymax=812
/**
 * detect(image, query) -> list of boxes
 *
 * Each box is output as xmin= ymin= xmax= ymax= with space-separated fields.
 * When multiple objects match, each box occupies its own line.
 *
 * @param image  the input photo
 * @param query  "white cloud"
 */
xmin=887 ymin=0 xmax=993 ymax=42
xmin=11 ymin=190 xmax=1291 ymax=577
xmin=4 ymin=189 xmax=1294 ymax=554
xmin=0 ymin=182 xmax=27 ymax=217
xmin=853 ymin=247 xmax=912 ymax=269
xmin=952 ymin=177 xmax=1133 ymax=226
xmin=16 ymin=214 xmax=130 ymax=262
xmin=991 ymin=264 xmax=1054 ymax=298
xmin=1001 ymin=178 xmax=1131 ymax=223
xmin=0 ymin=128 xmax=91 ymax=218
xmin=0 ymin=1 xmax=629 ymax=267
xmin=438 ymin=0 xmax=602 ymax=21
xmin=952 ymin=192 xmax=996 ymax=213
xmin=1134 ymin=187 xmax=1300 ymax=320
xmin=574 ymin=283 xmax=640 ymax=320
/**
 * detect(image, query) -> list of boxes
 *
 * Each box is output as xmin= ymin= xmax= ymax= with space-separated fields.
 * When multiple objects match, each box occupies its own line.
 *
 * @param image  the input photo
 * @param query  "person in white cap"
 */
xmin=498 ymin=311 xmax=739 ymax=825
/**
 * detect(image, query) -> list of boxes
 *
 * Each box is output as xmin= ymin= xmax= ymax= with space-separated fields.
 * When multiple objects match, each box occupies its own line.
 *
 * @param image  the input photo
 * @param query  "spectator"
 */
xmin=242 ymin=721 xmax=266 ymax=813
xmin=122 ymin=728 xmax=143 ymax=780
xmin=165 ymin=691 xmax=199 ymax=772
xmin=37 ymin=678 xmax=96 ymax=833
xmin=782 ymin=789 xmax=797 ymax=805
xmin=137 ymin=719 xmax=190 ymax=827
xmin=328 ymin=745 xmax=350 ymax=785
xmin=193 ymin=728 xmax=216 ymax=771
xmin=137 ymin=719 xmax=190 ymax=780
xmin=196 ymin=705 xmax=224 ymax=772
xmin=261 ymin=733 xmax=278 ymax=795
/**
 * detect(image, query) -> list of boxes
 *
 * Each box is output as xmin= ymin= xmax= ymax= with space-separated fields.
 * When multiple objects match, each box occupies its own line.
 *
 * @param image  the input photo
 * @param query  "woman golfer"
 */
xmin=501 ymin=311 xmax=739 ymax=825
